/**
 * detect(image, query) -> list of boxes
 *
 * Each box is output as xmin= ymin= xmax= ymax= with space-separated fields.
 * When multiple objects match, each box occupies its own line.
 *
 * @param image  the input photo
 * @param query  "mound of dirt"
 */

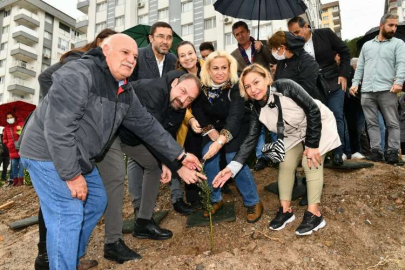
xmin=0 ymin=161 xmax=404 ymax=269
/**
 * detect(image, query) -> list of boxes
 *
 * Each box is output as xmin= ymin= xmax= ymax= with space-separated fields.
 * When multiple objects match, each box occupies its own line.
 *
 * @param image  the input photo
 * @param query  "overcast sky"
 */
xmin=50 ymin=0 xmax=386 ymax=40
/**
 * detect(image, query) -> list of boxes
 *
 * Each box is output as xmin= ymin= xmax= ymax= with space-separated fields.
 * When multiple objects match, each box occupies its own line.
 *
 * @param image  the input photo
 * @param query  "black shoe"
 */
xmin=254 ymin=158 xmax=268 ymax=171
xmin=332 ymin=153 xmax=343 ymax=166
xmin=269 ymin=207 xmax=296 ymax=231
xmin=387 ymin=150 xmax=399 ymax=164
xmin=173 ymin=199 xmax=194 ymax=215
xmin=104 ymin=239 xmax=141 ymax=264
xmin=295 ymin=211 xmax=326 ymax=236
xmin=371 ymin=149 xmax=384 ymax=162
xmin=133 ymin=219 xmax=173 ymax=240
xmin=35 ymin=242 xmax=49 ymax=270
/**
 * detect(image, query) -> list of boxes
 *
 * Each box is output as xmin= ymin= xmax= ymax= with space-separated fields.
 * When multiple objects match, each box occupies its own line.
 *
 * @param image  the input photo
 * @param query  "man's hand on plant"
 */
xmin=178 ymin=152 xmax=201 ymax=170
xmin=160 ymin=164 xmax=172 ymax=184
xmin=212 ymin=167 xmax=232 ymax=188
xmin=177 ymin=166 xmax=207 ymax=184
xmin=66 ymin=175 xmax=88 ymax=201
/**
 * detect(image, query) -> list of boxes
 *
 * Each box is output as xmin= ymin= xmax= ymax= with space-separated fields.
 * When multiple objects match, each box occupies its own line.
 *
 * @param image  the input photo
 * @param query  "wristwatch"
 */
xmin=217 ymin=139 xmax=224 ymax=146
xmin=178 ymin=152 xmax=188 ymax=163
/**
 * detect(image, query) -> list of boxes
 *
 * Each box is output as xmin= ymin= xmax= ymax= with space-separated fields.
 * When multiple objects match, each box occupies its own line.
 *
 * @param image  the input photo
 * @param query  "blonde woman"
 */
xmin=213 ymin=64 xmax=341 ymax=235
xmin=194 ymin=51 xmax=263 ymax=223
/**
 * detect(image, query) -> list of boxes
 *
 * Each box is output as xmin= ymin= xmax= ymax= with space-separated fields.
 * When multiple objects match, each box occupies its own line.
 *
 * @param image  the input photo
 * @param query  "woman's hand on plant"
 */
xmin=177 ymin=166 xmax=207 ymax=184
xmin=207 ymin=130 xmax=220 ymax=142
xmin=212 ymin=167 xmax=232 ymax=188
xmin=303 ymin=147 xmax=322 ymax=169
xmin=189 ymin=118 xmax=202 ymax=134
xmin=160 ymin=164 xmax=172 ymax=184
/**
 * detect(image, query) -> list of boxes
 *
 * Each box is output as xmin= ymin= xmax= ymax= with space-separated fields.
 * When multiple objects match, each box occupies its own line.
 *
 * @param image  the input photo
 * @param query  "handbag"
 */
xmin=261 ymin=94 xmax=286 ymax=163
xmin=10 ymin=127 xmax=20 ymax=150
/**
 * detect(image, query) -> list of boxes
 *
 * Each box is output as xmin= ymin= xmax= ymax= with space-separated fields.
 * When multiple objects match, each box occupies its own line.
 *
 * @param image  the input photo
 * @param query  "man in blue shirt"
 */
xmin=350 ymin=14 xmax=405 ymax=164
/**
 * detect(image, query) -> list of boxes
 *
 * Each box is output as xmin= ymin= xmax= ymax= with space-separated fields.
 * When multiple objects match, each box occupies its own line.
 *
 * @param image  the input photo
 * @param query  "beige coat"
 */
xmin=258 ymin=91 xmax=341 ymax=155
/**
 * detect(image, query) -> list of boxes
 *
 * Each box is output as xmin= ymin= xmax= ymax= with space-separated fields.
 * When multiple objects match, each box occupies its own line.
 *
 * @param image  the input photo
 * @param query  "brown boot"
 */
xmin=246 ymin=201 xmax=263 ymax=223
xmin=15 ymin=177 xmax=24 ymax=186
xmin=77 ymin=259 xmax=98 ymax=270
xmin=203 ymin=200 xmax=224 ymax=217
xmin=12 ymin=178 xmax=18 ymax=186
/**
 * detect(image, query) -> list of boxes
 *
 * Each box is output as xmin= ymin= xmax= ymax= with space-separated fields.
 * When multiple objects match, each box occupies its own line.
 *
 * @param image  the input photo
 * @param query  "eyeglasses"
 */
xmin=153 ymin=34 xmax=173 ymax=41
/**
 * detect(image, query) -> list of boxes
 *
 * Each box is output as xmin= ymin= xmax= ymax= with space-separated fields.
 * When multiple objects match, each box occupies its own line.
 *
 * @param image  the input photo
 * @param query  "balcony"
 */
xmin=14 ymin=9 xmax=40 ymax=29
xmin=74 ymin=34 xmax=87 ymax=48
xmin=333 ymin=16 xmax=341 ymax=24
xmin=9 ymin=60 xmax=36 ymax=78
xmin=12 ymin=25 xmax=39 ymax=46
xmin=10 ymin=43 xmax=37 ymax=62
xmin=7 ymin=77 xmax=35 ymax=96
xmin=77 ymin=0 xmax=89 ymax=14
xmin=332 ymin=8 xmax=339 ymax=16
xmin=76 ymin=15 xmax=88 ymax=34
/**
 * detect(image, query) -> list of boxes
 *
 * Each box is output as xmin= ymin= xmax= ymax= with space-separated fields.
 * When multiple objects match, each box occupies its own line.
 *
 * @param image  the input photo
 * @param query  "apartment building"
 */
xmin=385 ymin=0 xmax=405 ymax=21
xmin=0 ymin=0 xmax=84 ymax=105
xmin=321 ymin=1 xmax=342 ymax=37
xmin=79 ymin=0 xmax=322 ymax=54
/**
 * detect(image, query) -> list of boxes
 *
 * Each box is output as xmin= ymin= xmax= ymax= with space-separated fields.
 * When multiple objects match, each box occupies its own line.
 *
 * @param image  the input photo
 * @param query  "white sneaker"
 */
xmin=342 ymin=153 xmax=347 ymax=161
xmin=352 ymin=152 xmax=365 ymax=159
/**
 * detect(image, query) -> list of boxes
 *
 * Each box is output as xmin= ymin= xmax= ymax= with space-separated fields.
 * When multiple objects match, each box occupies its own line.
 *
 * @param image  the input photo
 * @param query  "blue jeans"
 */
xmin=202 ymin=141 xmax=260 ymax=206
xmin=343 ymin=116 xmax=351 ymax=156
xmin=11 ymin=157 xmax=23 ymax=178
xmin=21 ymin=158 xmax=107 ymax=270
xmin=327 ymin=88 xmax=345 ymax=156
xmin=378 ymin=111 xmax=386 ymax=152
xmin=255 ymin=127 xmax=277 ymax=159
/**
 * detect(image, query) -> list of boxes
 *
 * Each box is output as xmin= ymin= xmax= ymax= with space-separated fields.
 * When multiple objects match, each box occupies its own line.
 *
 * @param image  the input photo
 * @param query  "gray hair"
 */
xmin=350 ymin=58 xmax=358 ymax=66
xmin=380 ymin=13 xmax=399 ymax=25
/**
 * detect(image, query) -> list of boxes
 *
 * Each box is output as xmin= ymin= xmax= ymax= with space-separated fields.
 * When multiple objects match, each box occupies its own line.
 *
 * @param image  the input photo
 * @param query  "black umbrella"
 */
xmin=357 ymin=22 xmax=405 ymax=51
xmin=214 ymin=0 xmax=307 ymax=40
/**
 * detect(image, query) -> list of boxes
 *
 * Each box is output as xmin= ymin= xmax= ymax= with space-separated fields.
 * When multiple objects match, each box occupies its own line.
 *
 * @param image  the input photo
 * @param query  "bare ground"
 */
xmin=0 ymin=160 xmax=405 ymax=270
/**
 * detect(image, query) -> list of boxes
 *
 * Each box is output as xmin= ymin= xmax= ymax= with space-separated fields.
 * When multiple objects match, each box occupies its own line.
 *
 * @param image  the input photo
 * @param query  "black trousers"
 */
xmin=0 ymin=155 xmax=10 ymax=180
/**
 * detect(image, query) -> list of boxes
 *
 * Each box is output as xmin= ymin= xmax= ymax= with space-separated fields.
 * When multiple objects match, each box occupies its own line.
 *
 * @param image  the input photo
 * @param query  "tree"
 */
xmin=344 ymin=36 xmax=363 ymax=58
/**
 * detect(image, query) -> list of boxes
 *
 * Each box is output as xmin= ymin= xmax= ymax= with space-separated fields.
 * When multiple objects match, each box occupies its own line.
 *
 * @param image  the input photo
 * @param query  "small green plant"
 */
xmin=197 ymin=163 xmax=214 ymax=253
xmin=24 ymin=169 xmax=32 ymax=186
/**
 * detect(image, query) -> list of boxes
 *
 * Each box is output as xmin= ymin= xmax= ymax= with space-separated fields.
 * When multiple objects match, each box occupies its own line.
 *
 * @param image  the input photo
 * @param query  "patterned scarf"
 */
xmin=204 ymin=80 xmax=233 ymax=104
xmin=238 ymin=36 xmax=257 ymax=65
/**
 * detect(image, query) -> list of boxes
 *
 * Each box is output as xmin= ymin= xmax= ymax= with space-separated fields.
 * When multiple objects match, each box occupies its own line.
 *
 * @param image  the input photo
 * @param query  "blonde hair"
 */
xmin=200 ymin=50 xmax=239 ymax=87
xmin=239 ymin=63 xmax=273 ymax=100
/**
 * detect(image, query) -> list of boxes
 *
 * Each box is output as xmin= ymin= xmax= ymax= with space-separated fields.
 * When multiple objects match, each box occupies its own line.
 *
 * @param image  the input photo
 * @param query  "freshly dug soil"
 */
xmin=0 ymin=160 xmax=404 ymax=269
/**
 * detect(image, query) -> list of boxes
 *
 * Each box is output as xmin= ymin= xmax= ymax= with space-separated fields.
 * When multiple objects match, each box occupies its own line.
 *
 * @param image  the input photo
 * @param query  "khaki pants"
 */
xmin=278 ymin=143 xmax=326 ymax=205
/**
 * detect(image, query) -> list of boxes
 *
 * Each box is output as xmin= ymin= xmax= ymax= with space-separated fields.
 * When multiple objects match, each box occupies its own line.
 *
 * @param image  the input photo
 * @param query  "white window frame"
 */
xmin=204 ymin=17 xmax=216 ymax=30
xmin=181 ymin=1 xmax=193 ymax=13
xmin=44 ymin=31 xmax=52 ymax=40
xmin=116 ymin=0 xmax=125 ymax=6
xmin=115 ymin=16 xmax=124 ymax=27
xmin=95 ymin=22 xmax=107 ymax=34
xmin=225 ymin=33 xmax=236 ymax=46
xmin=158 ymin=8 xmax=168 ymax=19
xmin=138 ymin=14 xmax=148 ymax=25
xmin=182 ymin=24 xmax=193 ymax=36
xmin=3 ymin=10 xmax=10 ymax=18
xmin=45 ymin=14 xmax=53 ymax=24
xmin=204 ymin=0 xmax=213 ymax=5
xmin=96 ymin=1 xmax=107 ymax=12
xmin=0 ymin=42 xmax=7 ymax=51
xmin=2 ymin=25 xmax=9 ymax=34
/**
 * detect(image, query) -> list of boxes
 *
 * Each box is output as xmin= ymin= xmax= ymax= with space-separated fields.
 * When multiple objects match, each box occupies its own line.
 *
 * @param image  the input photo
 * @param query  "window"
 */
xmin=225 ymin=33 xmax=236 ymax=46
xmin=3 ymin=10 xmax=10 ymax=18
xmin=211 ymin=41 xmax=217 ymax=50
xmin=204 ymin=0 xmax=213 ymax=5
xmin=41 ymin=63 xmax=50 ymax=72
xmin=182 ymin=24 xmax=193 ymax=35
xmin=251 ymin=24 xmax=272 ymax=40
xmin=43 ymin=47 xmax=51 ymax=58
xmin=158 ymin=8 xmax=168 ymax=19
xmin=181 ymin=1 xmax=193 ymax=12
xmin=204 ymin=17 xmax=216 ymax=30
xmin=115 ymin=16 xmax=124 ymax=27
xmin=2 ymin=25 xmax=8 ymax=34
xmin=323 ymin=16 xmax=328 ymax=20
xmin=58 ymin=38 xmax=69 ymax=51
xmin=97 ymin=1 xmax=107 ymax=12
xmin=44 ymin=31 xmax=52 ymax=40
xmin=139 ymin=14 xmax=148 ymax=24
xmin=116 ymin=0 xmax=125 ymax=5
xmin=59 ymin=22 xmax=70 ymax=33
xmin=0 ymin=42 xmax=7 ymax=51
xmin=45 ymin=14 xmax=53 ymax=24
xmin=96 ymin=22 xmax=106 ymax=34
xmin=324 ymin=23 xmax=329 ymax=27
xmin=0 ymin=77 xmax=4 ymax=84
xmin=0 ymin=60 xmax=4 ymax=68
xmin=333 ymin=6 xmax=339 ymax=11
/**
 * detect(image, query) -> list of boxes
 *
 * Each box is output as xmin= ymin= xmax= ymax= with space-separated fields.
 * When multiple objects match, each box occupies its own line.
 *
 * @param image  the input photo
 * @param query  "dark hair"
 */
xmin=199 ymin=42 xmax=215 ymax=52
xmin=287 ymin=16 xmax=307 ymax=28
xmin=60 ymin=28 xmax=117 ymax=62
xmin=6 ymin=112 xmax=15 ymax=118
xmin=232 ymin=21 xmax=249 ymax=32
xmin=150 ymin=21 xmax=173 ymax=36
xmin=177 ymin=73 xmax=202 ymax=94
xmin=175 ymin=41 xmax=198 ymax=70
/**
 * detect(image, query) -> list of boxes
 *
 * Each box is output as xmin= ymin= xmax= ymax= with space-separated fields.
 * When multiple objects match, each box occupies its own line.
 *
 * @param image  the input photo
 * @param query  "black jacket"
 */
xmin=312 ymin=28 xmax=350 ymax=91
xmin=38 ymin=51 xmax=84 ymax=100
xmin=129 ymin=43 xmax=177 ymax=81
xmin=20 ymin=47 xmax=183 ymax=181
xmin=233 ymin=79 xmax=321 ymax=165
xmin=119 ymin=70 xmax=186 ymax=171
xmin=193 ymin=83 xmax=251 ymax=153
xmin=275 ymin=32 xmax=320 ymax=100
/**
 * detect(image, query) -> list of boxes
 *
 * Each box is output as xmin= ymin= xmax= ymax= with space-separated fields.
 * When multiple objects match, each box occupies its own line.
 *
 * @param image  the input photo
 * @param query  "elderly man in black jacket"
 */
xmin=288 ymin=17 xmax=351 ymax=165
xmin=98 ymin=70 xmax=205 ymax=264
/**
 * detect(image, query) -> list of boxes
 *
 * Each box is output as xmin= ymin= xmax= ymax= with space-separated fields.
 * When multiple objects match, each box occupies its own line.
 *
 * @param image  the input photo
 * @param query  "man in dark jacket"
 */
xmin=288 ymin=17 xmax=351 ymax=165
xmin=19 ymin=34 xmax=200 ymax=270
xmin=99 ymin=70 xmax=205 ymax=264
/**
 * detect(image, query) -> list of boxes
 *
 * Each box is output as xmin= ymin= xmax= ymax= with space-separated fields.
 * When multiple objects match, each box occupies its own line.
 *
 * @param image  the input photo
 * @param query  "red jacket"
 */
xmin=3 ymin=122 xmax=23 ymax=159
